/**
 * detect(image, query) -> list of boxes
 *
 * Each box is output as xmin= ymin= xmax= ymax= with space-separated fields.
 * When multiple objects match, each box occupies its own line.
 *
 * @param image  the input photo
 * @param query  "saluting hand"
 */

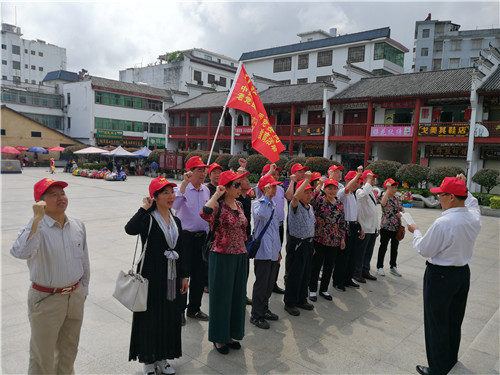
xmin=142 ymin=197 xmax=153 ymax=210
xmin=357 ymin=165 xmax=364 ymax=175
xmin=32 ymin=201 xmax=46 ymax=221
xmin=456 ymin=173 xmax=466 ymax=183
xmin=238 ymin=158 xmax=247 ymax=169
xmin=183 ymin=171 xmax=193 ymax=182
xmin=215 ymin=185 xmax=226 ymax=198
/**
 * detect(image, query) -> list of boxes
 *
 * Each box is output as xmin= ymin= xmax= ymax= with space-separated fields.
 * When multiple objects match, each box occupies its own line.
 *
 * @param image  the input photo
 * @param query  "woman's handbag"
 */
xmin=113 ymin=217 xmax=152 ymax=312
xmin=395 ymin=217 xmax=405 ymax=241
xmin=202 ymin=203 xmax=223 ymax=262
xmin=246 ymin=208 xmax=275 ymax=259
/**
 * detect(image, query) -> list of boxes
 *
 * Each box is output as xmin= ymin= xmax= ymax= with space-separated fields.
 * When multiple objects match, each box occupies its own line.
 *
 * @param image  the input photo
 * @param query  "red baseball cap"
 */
xmin=258 ymin=174 xmax=282 ymax=191
xmin=361 ymin=170 xmax=379 ymax=180
xmin=208 ymin=162 xmax=223 ymax=175
xmin=185 ymin=156 xmax=208 ymax=170
xmin=296 ymin=179 xmax=314 ymax=191
xmin=311 ymin=172 xmax=322 ymax=181
xmin=344 ymin=171 xmax=358 ymax=181
xmin=328 ymin=165 xmax=344 ymax=173
xmin=262 ymin=164 xmax=282 ymax=175
xmin=430 ymin=177 xmax=467 ymax=196
xmin=323 ymin=178 xmax=339 ymax=188
xmin=34 ymin=178 xmax=68 ymax=201
xmin=219 ymin=170 xmax=250 ymax=186
xmin=291 ymin=163 xmax=309 ymax=175
xmin=384 ymin=178 xmax=399 ymax=189
xmin=149 ymin=177 xmax=177 ymax=197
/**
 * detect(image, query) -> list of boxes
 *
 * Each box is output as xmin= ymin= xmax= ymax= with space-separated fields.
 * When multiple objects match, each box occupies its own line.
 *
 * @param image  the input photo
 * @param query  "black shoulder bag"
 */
xmin=201 ymin=203 xmax=223 ymax=262
xmin=246 ymin=208 xmax=275 ymax=259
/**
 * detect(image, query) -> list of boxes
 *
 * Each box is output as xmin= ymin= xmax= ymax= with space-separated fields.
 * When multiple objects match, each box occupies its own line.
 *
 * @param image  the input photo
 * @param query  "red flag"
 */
xmin=225 ymin=64 xmax=285 ymax=162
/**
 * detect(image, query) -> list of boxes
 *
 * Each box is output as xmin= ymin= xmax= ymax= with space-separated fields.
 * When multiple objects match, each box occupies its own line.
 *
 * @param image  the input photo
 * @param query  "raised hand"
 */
xmin=32 ymin=201 xmax=46 ymax=221
xmin=142 ymin=197 xmax=153 ymax=210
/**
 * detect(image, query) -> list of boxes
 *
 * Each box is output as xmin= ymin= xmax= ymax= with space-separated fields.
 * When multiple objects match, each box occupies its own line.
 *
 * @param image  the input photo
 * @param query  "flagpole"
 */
xmin=207 ymin=106 xmax=227 ymax=165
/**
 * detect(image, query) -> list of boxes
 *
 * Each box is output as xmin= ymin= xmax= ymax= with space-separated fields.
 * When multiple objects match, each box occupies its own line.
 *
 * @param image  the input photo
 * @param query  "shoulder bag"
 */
xmin=246 ymin=208 xmax=275 ymax=259
xmin=394 ymin=197 xmax=405 ymax=241
xmin=202 ymin=203 xmax=223 ymax=262
xmin=113 ymin=216 xmax=153 ymax=312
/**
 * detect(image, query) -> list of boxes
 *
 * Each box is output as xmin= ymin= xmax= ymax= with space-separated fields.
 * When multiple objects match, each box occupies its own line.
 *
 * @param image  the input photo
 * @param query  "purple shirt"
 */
xmin=255 ymin=182 xmax=285 ymax=223
xmin=173 ymin=183 xmax=210 ymax=232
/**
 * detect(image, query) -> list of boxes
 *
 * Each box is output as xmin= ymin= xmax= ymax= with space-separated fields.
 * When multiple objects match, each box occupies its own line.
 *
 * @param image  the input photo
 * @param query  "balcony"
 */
xmin=330 ymin=123 xmax=367 ymax=137
xmin=478 ymin=121 xmax=500 ymax=138
xmin=168 ymin=126 xmax=233 ymax=138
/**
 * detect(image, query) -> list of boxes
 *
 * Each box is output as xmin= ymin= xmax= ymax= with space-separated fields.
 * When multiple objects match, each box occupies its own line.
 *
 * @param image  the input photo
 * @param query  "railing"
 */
xmin=330 ymin=124 xmax=367 ymax=137
xmin=168 ymin=126 xmax=233 ymax=137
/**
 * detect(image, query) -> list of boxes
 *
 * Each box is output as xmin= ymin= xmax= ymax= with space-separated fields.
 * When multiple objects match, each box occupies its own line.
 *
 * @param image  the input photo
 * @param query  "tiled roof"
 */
xmin=43 ymin=70 xmax=79 ymax=82
xmin=331 ymin=68 xmax=474 ymax=101
xmin=259 ymin=82 xmax=336 ymax=105
xmin=478 ymin=66 xmax=500 ymax=93
xmin=240 ymin=27 xmax=392 ymax=61
xmin=167 ymin=91 xmax=229 ymax=110
xmin=90 ymin=76 xmax=173 ymax=100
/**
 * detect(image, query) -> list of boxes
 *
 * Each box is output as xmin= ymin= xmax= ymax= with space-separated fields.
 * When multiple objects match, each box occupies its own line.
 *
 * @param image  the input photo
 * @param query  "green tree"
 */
xmin=284 ymin=157 xmax=308 ymax=175
xmin=246 ymin=154 xmax=269 ymax=174
xmin=366 ymin=160 xmax=402 ymax=185
xmin=396 ymin=164 xmax=430 ymax=188
xmin=428 ymin=166 xmax=465 ymax=187
xmin=472 ymin=168 xmax=500 ymax=194
xmin=304 ymin=157 xmax=339 ymax=175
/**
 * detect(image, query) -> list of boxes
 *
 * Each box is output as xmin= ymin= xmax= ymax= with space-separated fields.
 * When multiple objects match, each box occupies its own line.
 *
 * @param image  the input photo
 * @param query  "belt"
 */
xmin=426 ymin=261 xmax=468 ymax=269
xmin=32 ymin=279 xmax=81 ymax=295
xmin=290 ymin=235 xmax=313 ymax=243
xmin=347 ymin=221 xmax=358 ymax=225
xmin=183 ymin=230 xmax=206 ymax=238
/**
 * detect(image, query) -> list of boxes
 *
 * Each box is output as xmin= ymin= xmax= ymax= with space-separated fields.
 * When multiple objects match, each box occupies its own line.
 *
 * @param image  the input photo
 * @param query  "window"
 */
xmin=207 ymin=74 xmax=215 ymax=84
xmin=193 ymin=70 xmax=202 ymax=82
xmin=12 ymin=61 xmax=20 ymax=70
xmin=38 ymin=52 xmax=43 ymax=57
xmin=298 ymin=54 xmax=309 ymax=69
xmin=273 ymin=57 xmax=292 ymax=72
xmin=31 ymin=80 xmax=36 ymax=84
xmin=450 ymin=40 xmax=461 ymax=51
xmin=278 ymin=80 xmax=291 ymax=85
xmin=419 ymin=66 xmax=428 ymax=72
xmin=374 ymin=42 xmax=404 ymax=67
xmin=1 ymin=129 xmax=5 ymax=135
xmin=421 ymin=48 xmax=429 ymax=57
xmin=471 ymin=39 xmax=482 ymax=50
xmin=217 ymin=58 xmax=221 ymax=64
xmin=67 ymin=117 xmax=71 ymax=129
xmin=39 ymin=67 xmax=43 ymax=71
xmin=422 ymin=29 xmax=430 ymax=38
xmin=25 ymin=79 xmax=29 ymax=83
xmin=435 ymin=24 xmax=444 ymax=35
xmin=2 ymin=44 xmax=7 ymax=49
xmin=2 ymin=75 xmax=7 ymax=80
xmin=219 ymin=77 xmax=226 ymax=87
xmin=67 ymin=93 xmax=71 ymax=105
xmin=204 ymin=55 xmax=212 ymax=61
xmin=31 ymin=131 xmax=42 ymax=137
xmin=434 ymin=41 xmax=443 ymax=52
xmin=449 ymin=58 xmax=460 ymax=68
xmin=1 ymin=60 xmax=6 ymax=65
xmin=12 ymin=45 xmax=20 ymax=55
xmin=317 ymin=50 xmax=333 ymax=67
xmin=31 ymin=65 xmax=36 ymax=70
xmin=432 ymin=59 xmax=442 ymax=70
xmin=13 ymin=76 xmax=21 ymax=84
xmin=25 ymin=64 xmax=28 ymax=68
xmin=297 ymin=78 xmax=308 ymax=84
xmin=348 ymin=46 xmax=365 ymax=63
xmin=24 ymin=48 xmax=28 ymax=53
xmin=31 ymin=50 xmax=36 ymax=55
xmin=316 ymin=75 xmax=332 ymax=83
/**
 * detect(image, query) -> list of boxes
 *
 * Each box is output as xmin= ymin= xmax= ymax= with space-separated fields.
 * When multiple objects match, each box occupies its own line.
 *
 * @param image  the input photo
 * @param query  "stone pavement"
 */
xmin=2 ymin=168 xmax=499 ymax=375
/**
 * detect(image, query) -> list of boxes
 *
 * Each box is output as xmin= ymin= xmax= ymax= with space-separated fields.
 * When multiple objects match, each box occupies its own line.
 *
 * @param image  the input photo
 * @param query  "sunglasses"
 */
xmin=437 ymin=193 xmax=450 ymax=199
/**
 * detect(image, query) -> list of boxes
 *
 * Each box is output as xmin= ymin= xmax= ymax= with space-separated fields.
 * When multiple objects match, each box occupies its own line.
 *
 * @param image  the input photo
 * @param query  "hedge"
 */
xmin=396 ymin=164 xmax=429 ymax=188
xmin=472 ymin=168 xmax=500 ymax=194
xmin=203 ymin=152 xmax=220 ymax=165
xmin=366 ymin=160 xmax=402 ymax=185
xmin=304 ymin=157 xmax=339 ymax=175
xmin=228 ymin=154 xmax=247 ymax=171
xmin=284 ymin=157 xmax=308 ymax=174
xmin=214 ymin=153 xmax=232 ymax=170
xmin=246 ymin=154 xmax=269 ymax=174
xmin=428 ymin=166 xmax=465 ymax=187
xmin=490 ymin=196 xmax=500 ymax=209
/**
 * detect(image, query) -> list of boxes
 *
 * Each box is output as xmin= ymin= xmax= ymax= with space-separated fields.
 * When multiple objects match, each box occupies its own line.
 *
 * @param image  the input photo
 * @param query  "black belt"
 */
xmin=183 ymin=230 xmax=206 ymax=238
xmin=290 ymin=235 xmax=313 ymax=243
xmin=426 ymin=261 xmax=468 ymax=269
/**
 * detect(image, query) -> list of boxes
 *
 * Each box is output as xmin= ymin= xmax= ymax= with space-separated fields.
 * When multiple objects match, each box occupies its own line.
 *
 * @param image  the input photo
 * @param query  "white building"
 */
xmin=239 ymin=27 xmax=409 ymax=91
xmin=413 ymin=15 xmax=500 ymax=72
xmin=119 ymin=48 xmax=238 ymax=103
xmin=1 ymin=23 xmax=67 ymax=85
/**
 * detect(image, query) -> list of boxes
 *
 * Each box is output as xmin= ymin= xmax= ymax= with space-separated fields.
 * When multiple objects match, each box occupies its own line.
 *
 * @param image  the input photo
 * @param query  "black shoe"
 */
xmin=213 ymin=342 xmax=229 ymax=354
xmin=297 ymin=302 xmax=314 ymax=311
xmin=226 ymin=341 xmax=241 ymax=350
xmin=346 ymin=280 xmax=360 ymax=289
xmin=263 ymin=310 xmax=279 ymax=321
xmin=181 ymin=313 xmax=186 ymax=326
xmin=416 ymin=365 xmax=430 ymax=375
xmin=334 ymin=284 xmax=346 ymax=292
xmin=319 ymin=292 xmax=333 ymax=301
xmin=353 ymin=276 xmax=366 ymax=283
xmin=309 ymin=293 xmax=317 ymax=302
xmin=273 ymin=284 xmax=285 ymax=294
xmin=284 ymin=304 xmax=300 ymax=316
xmin=250 ymin=316 xmax=270 ymax=329
xmin=186 ymin=310 xmax=209 ymax=321
xmin=363 ymin=272 xmax=377 ymax=281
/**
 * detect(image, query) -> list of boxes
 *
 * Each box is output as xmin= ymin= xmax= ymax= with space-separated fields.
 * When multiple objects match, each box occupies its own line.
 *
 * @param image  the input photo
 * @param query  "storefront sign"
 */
xmin=96 ymin=130 xmax=123 ymax=140
xmin=370 ymin=126 xmax=413 ymax=137
xmin=380 ymin=100 xmax=416 ymax=109
xmin=123 ymin=137 xmax=146 ymax=147
xmin=343 ymin=102 xmax=368 ymax=110
xmin=148 ymin=137 xmax=166 ymax=148
xmin=293 ymin=125 xmax=325 ymax=136
xmin=418 ymin=124 xmax=469 ymax=137
xmin=336 ymin=144 xmax=365 ymax=155
xmin=480 ymin=148 xmax=500 ymax=160
xmin=303 ymin=143 xmax=324 ymax=150
xmin=235 ymin=126 xmax=252 ymax=134
xmin=425 ymin=145 xmax=467 ymax=158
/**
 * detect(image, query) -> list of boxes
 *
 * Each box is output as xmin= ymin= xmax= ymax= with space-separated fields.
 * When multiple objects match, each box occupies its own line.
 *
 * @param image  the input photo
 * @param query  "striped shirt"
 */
xmin=10 ymin=215 xmax=90 ymax=295
xmin=287 ymin=201 xmax=315 ymax=239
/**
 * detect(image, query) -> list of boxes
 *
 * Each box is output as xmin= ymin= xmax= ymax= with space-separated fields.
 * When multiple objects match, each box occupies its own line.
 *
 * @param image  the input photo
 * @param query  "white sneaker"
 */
xmin=156 ymin=360 xmax=175 ymax=375
xmin=377 ymin=268 xmax=385 ymax=276
xmin=390 ymin=267 xmax=402 ymax=277
xmin=144 ymin=363 xmax=156 ymax=375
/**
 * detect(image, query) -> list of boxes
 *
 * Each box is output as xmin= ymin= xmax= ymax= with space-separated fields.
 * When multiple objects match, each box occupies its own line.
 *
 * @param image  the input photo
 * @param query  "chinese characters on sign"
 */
xmin=418 ymin=124 xmax=469 ymax=137
xmin=292 ymin=126 xmax=325 ymax=136
xmin=148 ymin=137 xmax=166 ymax=147
xmin=234 ymin=127 xmax=252 ymax=134
xmin=96 ymin=130 xmax=123 ymax=140
xmin=380 ymin=100 xmax=416 ymax=109
xmin=370 ymin=126 xmax=413 ymax=137
xmin=425 ymin=145 xmax=467 ymax=158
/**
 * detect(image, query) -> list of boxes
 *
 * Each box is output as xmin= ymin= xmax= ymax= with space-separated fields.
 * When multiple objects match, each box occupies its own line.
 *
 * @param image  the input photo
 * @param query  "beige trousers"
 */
xmin=27 ymin=283 xmax=85 ymax=375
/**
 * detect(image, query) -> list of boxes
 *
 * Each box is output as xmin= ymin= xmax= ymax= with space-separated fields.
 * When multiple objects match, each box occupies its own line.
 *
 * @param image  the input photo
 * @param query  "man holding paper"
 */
xmin=407 ymin=175 xmax=481 ymax=375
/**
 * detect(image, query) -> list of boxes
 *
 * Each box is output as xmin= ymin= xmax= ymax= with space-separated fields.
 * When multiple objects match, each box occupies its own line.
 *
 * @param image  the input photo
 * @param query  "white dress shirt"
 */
xmin=337 ymin=188 xmax=358 ymax=222
xmin=356 ymin=182 xmax=379 ymax=234
xmin=412 ymin=193 xmax=481 ymax=266
xmin=10 ymin=215 xmax=90 ymax=295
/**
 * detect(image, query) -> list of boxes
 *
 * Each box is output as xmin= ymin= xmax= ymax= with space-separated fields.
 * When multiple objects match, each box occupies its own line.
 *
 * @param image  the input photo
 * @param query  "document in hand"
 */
xmin=401 ymin=212 xmax=415 ymax=226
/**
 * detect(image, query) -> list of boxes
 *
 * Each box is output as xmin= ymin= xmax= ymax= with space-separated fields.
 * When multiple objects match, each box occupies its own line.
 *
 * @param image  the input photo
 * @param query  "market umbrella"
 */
xmin=15 ymin=146 xmax=30 ymax=151
xmin=73 ymin=146 xmax=108 ymax=154
xmin=47 ymin=146 xmax=66 ymax=152
xmin=102 ymin=146 xmax=138 ymax=157
xmin=28 ymin=146 xmax=48 ymax=154
xmin=133 ymin=146 xmax=152 ymax=158
xmin=1 ymin=146 xmax=21 ymax=155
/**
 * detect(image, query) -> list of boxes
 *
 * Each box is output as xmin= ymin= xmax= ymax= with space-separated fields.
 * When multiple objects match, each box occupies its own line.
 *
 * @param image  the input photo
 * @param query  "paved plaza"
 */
xmin=1 ymin=167 xmax=499 ymax=375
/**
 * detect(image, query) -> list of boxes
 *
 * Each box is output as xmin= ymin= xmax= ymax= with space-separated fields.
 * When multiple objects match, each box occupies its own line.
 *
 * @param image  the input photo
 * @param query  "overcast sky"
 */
xmin=1 ymin=1 xmax=499 ymax=80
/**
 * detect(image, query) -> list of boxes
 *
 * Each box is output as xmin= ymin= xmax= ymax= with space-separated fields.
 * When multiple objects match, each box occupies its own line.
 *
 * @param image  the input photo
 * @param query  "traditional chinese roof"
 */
xmin=478 ymin=66 xmax=500 ymax=93
xmin=331 ymin=68 xmax=474 ymax=101
xmin=167 ymin=91 xmax=230 ymax=110
xmin=90 ymin=76 xmax=173 ymax=101
xmin=259 ymin=82 xmax=336 ymax=105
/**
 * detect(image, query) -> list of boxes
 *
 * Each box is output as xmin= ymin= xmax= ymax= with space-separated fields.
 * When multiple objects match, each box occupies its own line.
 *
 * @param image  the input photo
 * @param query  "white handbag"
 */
xmin=113 ymin=217 xmax=152 ymax=312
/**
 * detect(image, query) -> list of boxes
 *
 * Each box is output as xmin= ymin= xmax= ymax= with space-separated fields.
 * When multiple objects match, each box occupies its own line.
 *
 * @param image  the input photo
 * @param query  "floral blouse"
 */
xmin=311 ymin=191 xmax=346 ymax=248
xmin=380 ymin=195 xmax=403 ymax=231
xmin=200 ymin=200 xmax=248 ymax=255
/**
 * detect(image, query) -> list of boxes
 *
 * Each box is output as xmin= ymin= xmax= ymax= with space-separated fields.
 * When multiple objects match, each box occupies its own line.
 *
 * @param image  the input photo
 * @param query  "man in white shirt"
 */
xmin=327 ymin=164 xmax=345 ymax=190
xmin=11 ymin=178 xmax=90 ymax=375
xmin=408 ymin=175 xmax=481 ymax=375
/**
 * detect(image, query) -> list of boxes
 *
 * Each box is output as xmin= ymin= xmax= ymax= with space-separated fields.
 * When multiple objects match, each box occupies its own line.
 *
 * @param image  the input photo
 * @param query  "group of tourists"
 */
xmin=10 ymin=154 xmax=481 ymax=375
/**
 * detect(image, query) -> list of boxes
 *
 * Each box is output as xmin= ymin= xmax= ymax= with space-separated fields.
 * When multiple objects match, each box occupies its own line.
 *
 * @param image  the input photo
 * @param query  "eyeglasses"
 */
xmin=232 ymin=182 xmax=241 ymax=189
xmin=437 ymin=193 xmax=450 ymax=199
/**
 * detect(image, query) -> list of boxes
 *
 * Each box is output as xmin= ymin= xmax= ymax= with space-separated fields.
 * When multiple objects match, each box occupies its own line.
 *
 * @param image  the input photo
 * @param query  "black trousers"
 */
xmin=354 ymin=233 xmax=377 ymax=277
xmin=309 ymin=241 xmax=338 ymax=293
xmin=251 ymin=260 xmax=279 ymax=319
xmin=284 ymin=237 xmax=313 ymax=307
xmin=179 ymin=231 xmax=206 ymax=313
xmin=376 ymin=228 xmax=400 ymax=269
xmin=424 ymin=262 xmax=470 ymax=375
xmin=333 ymin=222 xmax=359 ymax=287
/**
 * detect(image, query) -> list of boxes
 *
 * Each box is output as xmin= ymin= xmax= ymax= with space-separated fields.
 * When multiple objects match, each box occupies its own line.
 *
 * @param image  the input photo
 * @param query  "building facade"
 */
xmin=413 ymin=16 xmax=500 ymax=72
xmin=1 ymin=23 xmax=67 ymax=85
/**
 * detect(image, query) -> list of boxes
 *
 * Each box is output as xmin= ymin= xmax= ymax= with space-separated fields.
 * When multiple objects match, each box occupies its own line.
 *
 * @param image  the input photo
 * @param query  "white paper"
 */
xmin=401 ymin=212 xmax=415 ymax=226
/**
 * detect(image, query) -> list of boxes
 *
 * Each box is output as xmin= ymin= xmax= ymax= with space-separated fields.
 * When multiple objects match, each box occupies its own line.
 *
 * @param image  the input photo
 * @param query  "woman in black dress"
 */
xmin=125 ymin=177 xmax=189 ymax=375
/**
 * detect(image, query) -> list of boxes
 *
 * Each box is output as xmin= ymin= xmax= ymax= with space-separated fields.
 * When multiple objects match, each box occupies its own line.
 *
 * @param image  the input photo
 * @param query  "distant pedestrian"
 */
xmin=206 ymin=163 xmax=223 ymax=197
